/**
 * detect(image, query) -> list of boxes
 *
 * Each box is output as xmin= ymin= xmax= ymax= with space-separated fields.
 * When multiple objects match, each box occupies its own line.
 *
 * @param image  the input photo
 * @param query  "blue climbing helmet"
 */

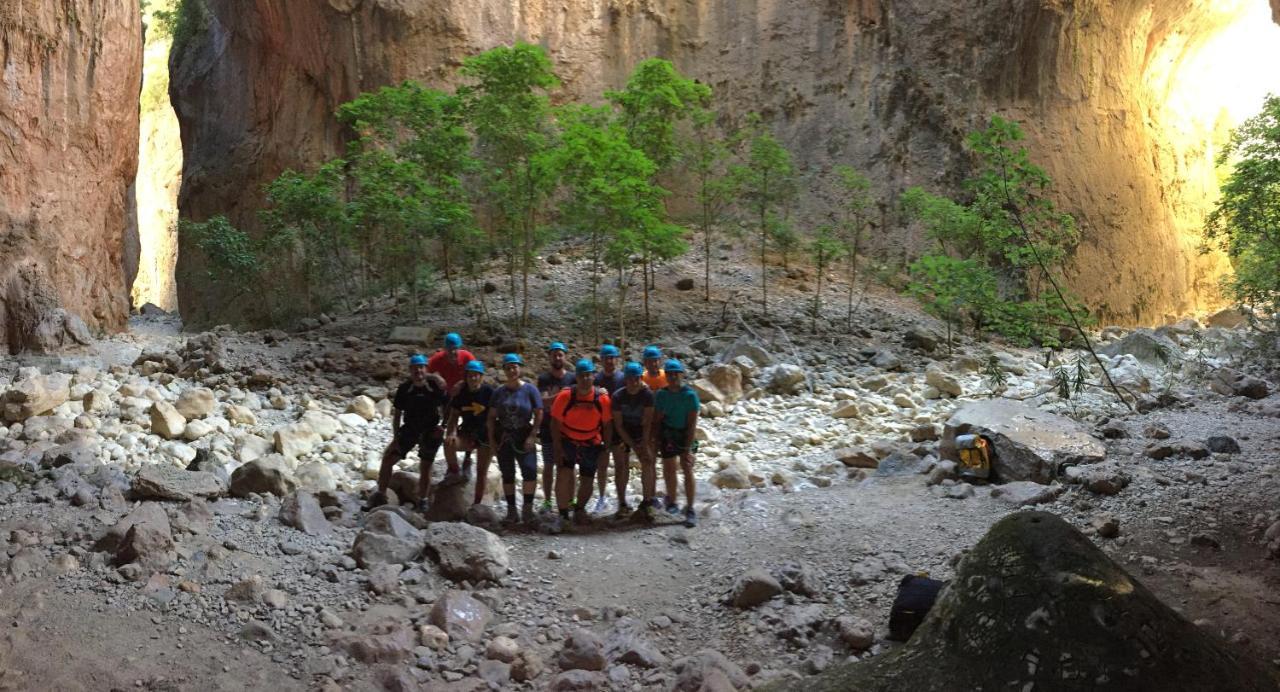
xmin=663 ymin=359 xmax=686 ymax=374
xmin=409 ymin=354 xmax=428 ymax=366
xmin=443 ymin=332 xmax=463 ymax=349
xmin=574 ymin=358 xmax=596 ymax=374
xmin=547 ymin=341 xmax=567 ymax=353
xmin=502 ymin=353 xmax=524 ymax=366
xmin=642 ymin=345 xmax=662 ymax=360
xmin=623 ymin=361 xmax=644 ymax=378
xmin=464 ymin=360 xmax=486 ymax=374
xmin=599 ymin=344 xmax=621 ymax=358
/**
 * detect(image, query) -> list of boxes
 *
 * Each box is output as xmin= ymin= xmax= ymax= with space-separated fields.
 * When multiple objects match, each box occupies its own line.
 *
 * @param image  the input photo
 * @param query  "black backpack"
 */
xmin=888 ymin=574 xmax=947 ymax=641
xmin=556 ymin=390 xmax=605 ymax=437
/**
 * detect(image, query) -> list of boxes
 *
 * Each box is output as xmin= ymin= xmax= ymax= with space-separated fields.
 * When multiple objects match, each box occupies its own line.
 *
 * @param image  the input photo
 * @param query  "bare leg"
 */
xmin=681 ymin=453 xmax=696 ymax=508
xmin=473 ymin=445 xmax=492 ymax=504
xmin=662 ymin=456 xmax=678 ymax=505
xmin=596 ymin=445 xmax=611 ymax=501
xmin=614 ymin=445 xmax=631 ymax=506
xmin=556 ymin=458 xmax=574 ymax=511
xmin=639 ymin=446 xmax=656 ymax=502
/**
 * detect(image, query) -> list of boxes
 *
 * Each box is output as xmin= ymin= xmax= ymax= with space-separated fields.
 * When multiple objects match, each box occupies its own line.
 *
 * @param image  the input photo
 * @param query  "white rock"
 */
xmin=347 ymin=396 xmax=377 ymax=421
xmin=150 ymin=402 xmax=187 ymax=440
xmin=175 ymin=388 xmax=217 ymax=419
xmin=337 ymin=413 xmax=367 ymax=429
xmin=300 ymin=411 xmax=341 ymax=440
xmin=183 ymin=419 xmax=215 ymax=441
xmin=225 ymin=405 xmax=257 ymax=426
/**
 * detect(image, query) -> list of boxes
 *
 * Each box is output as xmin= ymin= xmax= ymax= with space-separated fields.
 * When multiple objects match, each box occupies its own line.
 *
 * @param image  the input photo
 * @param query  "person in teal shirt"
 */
xmin=653 ymin=359 xmax=700 ymax=528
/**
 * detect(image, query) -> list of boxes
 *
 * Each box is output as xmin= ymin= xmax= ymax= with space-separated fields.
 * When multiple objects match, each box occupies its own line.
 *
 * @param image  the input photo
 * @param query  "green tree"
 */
xmin=731 ymin=114 xmax=797 ymax=317
xmin=685 ymin=107 xmax=736 ymax=302
xmin=337 ymin=82 xmax=477 ymax=303
xmin=182 ymin=215 xmax=262 ymax=304
xmin=902 ymin=117 xmax=1082 ymax=345
xmin=830 ymin=165 xmax=874 ymax=330
xmin=551 ymin=105 xmax=681 ymax=344
xmin=1205 ymin=94 xmax=1280 ymax=319
xmin=807 ymin=226 xmax=845 ymax=333
xmin=459 ymin=43 xmax=561 ymax=333
xmin=607 ymin=58 xmax=707 ymax=327
xmin=260 ymin=161 xmax=352 ymax=314
xmin=907 ymin=254 xmax=998 ymax=353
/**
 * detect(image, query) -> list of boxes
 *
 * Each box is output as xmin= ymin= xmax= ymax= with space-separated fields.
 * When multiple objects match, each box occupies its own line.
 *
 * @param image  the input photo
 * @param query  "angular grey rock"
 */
xmin=428 ymin=590 xmax=492 ymax=642
xmin=779 ymin=512 xmax=1280 ymax=692
xmin=1145 ymin=439 xmax=1211 ymax=460
xmin=603 ymin=618 xmax=668 ymax=669
xmin=775 ymin=561 xmax=821 ymax=597
xmin=1205 ymin=436 xmax=1241 ymax=454
xmin=1064 ymin=461 xmax=1131 ymax=496
xmin=111 ymin=504 xmax=174 ymax=571
xmin=421 ymin=522 xmax=510 ymax=583
xmin=229 ymin=455 xmax=297 ymax=497
xmin=1100 ymin=328 xmax=1182 ymax=364
xmin=990 ymin=481 xmax=1065 ymax=506
xmin=760 ymin=363 xmax=808 ymax=395
xmin=331 ymin=619 xmax=416 ymax=663
xmin=940 ymin=400 xmax=1105 ymax=484
xmin=730 ymin=567 xmax=783 ymax=608
xmin=351 ymin=510 xmax=423 ymax=568
xmin=547 ymin=670 xmax=607 ymax=691
xmin=672 ymin=649 xmax=750 ymax=692
xmin=131 ymin=464 xmax=224 ymax=501
xmin=558 ymin=628 xmax=607 ymax=671
xmin=278 ymin=490 xmax=332 ymax=536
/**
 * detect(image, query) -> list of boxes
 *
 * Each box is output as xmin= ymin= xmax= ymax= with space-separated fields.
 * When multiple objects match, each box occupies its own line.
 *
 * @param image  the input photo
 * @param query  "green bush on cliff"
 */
xmin=152 ymin=0 xmax=208 ymax=53
xmin=904 ymin=117 xmax=1087 ymax=347
xmin=1205 ymin=93 xmax=1280 ymax=321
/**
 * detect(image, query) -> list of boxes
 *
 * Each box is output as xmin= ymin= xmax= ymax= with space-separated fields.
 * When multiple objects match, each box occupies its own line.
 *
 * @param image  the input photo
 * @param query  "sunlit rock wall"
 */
xmin=171 ymin=0 xmax=1279 ymax=327
xmin=133 ymin=9 xmax=182 ymax=313
xmin=0 ymin=0 xmax=142 ymax=352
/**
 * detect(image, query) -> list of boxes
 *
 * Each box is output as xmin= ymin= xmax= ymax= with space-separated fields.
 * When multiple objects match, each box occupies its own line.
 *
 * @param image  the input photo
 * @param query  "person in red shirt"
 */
xmin=427 ymin=332 xmax=476 ymax=390
xmin=551 ymin=359 xmax=612 ymax=525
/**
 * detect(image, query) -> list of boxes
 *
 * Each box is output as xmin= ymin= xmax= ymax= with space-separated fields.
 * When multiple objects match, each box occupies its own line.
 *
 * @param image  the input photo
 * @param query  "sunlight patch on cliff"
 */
xmin=132 ymin=5 xmax=183 ymax=313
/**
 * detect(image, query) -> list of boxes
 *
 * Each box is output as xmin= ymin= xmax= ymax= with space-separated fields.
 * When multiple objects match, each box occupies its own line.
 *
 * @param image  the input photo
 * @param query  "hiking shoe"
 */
xmin=540 ymin=500 xmax=553 ymax=514
xmin=416 ymin=499 xmax=430 ymax=514
xmin=503 ymin=505 xmax=519 ymax=524
xmin=683 ymin=508 xmax=697 ymax=528
xmin=613 ymin=503 xmax=632 ymax=520
xmin=362 ymin=491 xmax=387 ymax=511
xmin=522 ymin=502 xmax=536 ymax=524
xmin=666 ymin=501 xmax=682 ymax=516
xmin=573 ymin=510 xmax=592 ymax=526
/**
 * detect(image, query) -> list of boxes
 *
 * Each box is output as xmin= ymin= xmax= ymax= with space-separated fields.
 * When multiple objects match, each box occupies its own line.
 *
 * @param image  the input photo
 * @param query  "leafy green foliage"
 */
xmin=685 ymin=107 xmax=736 ymax=301
xmin=731 ymin=114 xmax=797 ymax=316
xmin=1205 ymin=94 xmax=1280 ymax=318
xmin=904 ymin=117 xmax=1086 ymax=346
xmin=807 ymin=226 xmax=845 ymax=331
xmin=830 ymin=165 xmax=874 ymax=330
xmin=182 ymin=215 xmax=260 ymax=287
xmin=152 ymin=0 xmax=207 ymax=53
xmin=459 ymin=43 xmax=561 ymax=332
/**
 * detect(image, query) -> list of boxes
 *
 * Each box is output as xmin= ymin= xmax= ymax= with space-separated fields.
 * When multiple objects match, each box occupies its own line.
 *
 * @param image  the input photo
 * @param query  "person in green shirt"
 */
xmin=652 ymin=359 xmax=700 ymax=528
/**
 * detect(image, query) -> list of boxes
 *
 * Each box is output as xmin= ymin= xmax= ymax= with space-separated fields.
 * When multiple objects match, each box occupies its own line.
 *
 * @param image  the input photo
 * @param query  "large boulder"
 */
xmin=720 ymin=337 xmax=773 ymax=368
xmin=229 ymin=455 xmax=297 ymax=497
xmin=299 ymin=410 xmax=341 ymax=440
xmin=730 ymin=567 xmax=783 ymax=608
xmin=174 ymin=388 xmax=216 ymax=419
xmin=940 ymin=400 xmax=1105 ymax=484
xmin=1100 ymin=328 xmax=1182 ymax=364
xmin=149 ymin=401 xmax=186 ymax=440
xmin=780 ymin=512 xmax=1280 ymax=692
xmin=97 ymin=503 xmax=174 ymax=571
xmin=428 ymin=590 xmax=492 ymax=642
xmin=273 ymin=424 xmax=321 ymax=459
xmin=3 ymin=372 xmax=71 ymax=422
xmin=695 ymin=363 xmax=744 ymax=405
xmin=279 ymin=490 xmax=332 ymax=536
xmin=131 ymin=464 xmax=224 ymax=501
xmin=421 ymin=522 xmax=510 ymax=583
xmin=351 ymin=509 xmax=423 ymax=567
xmin=760 ymin=364 xmax=807 ymax=395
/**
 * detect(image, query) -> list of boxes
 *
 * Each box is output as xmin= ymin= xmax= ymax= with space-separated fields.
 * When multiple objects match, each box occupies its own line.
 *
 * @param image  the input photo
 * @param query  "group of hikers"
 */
xmin=367 ymin=333 xmax=701 ymax=529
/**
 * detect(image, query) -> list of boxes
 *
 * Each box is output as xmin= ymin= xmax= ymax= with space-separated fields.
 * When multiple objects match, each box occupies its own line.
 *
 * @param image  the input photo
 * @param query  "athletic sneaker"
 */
xmin=416 ymin=499 xmax=430 ymax=514
xmin=503 ymin=505 xmax=519 ymax=524
xmin=666 ymin=501 xmax=682 ymax=516
xmin=593 ymin=496 xmax=607 ymax=513
xmin=573 ymin=510 xmax=592 ymax=526
xmin=522 ymin=502 xmax=536 ymax=524
xmin=540 ymin=499 xmax=553 ymax=514
xmin=683 ymin=508 xmax=697 ymax=528
xmin=613 ymin=503 xmax=632 ymax=520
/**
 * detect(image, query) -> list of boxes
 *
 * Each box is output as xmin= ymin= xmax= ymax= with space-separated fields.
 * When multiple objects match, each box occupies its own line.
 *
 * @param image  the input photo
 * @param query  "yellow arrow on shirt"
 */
xmin=462 ymin=402 xmax=486 ymax=416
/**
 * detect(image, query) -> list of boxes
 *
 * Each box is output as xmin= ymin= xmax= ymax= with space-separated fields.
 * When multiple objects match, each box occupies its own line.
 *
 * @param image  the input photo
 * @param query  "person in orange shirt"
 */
xmin=551 ymin=359 xmax=613 ymax=525
xmin=640 ymin=345 xmax=667 ymax=390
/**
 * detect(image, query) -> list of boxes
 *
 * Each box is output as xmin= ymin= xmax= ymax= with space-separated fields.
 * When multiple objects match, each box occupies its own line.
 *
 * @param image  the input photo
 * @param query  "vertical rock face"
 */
xmin=171 ymin=0 xmax=1277 ymax=327
xmin=0 ymin=0 xmax=142 ymax=352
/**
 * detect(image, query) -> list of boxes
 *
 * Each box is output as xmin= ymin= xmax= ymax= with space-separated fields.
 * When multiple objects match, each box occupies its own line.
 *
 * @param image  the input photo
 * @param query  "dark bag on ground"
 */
xmin=888 ymin=574 xmax=947 ymax=641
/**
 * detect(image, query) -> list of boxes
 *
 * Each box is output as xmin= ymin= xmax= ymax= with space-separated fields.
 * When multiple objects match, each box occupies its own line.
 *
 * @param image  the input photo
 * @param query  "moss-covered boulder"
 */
xmin=773 ymin=512 xmax=1278 ymax=692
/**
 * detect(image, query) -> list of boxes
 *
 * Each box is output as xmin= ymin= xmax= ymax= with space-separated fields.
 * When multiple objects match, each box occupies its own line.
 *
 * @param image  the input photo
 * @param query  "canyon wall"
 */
xmin=172 ymin=0 xmax=1270 ymax=327
xmin=0 ymin=0 xmax=142 ymax=352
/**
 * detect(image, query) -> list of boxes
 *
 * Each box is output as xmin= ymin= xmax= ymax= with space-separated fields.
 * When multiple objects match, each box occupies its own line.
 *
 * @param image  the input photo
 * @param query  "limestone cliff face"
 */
xmin=172 ymin=0 xmax=1271 ymax=327
xmin=0 ymin=0 xmax=142 ymax=352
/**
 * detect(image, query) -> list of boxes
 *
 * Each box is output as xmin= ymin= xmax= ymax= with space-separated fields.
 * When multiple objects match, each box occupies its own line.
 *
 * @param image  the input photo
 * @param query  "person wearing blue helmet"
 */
xmin=536 ymin=341 xmax=575 ymax=513
xmin=367 ymin=353 xmax=448 ymax=512
xmin=641 ymin=345 xmax=667 ymax=390
xmin=611 ymin=361 xmax=656 ymax=519
xmin=550 ymin=358 xmax=613 ymax=525
xmin=592 ymin=344 xmax=626 ymax=512
xmin=487 ymin=353 xmax=543 ymax=523
xmin=427 ymin=332 xmax=476 ymax=390
xmin=444 ymin=359 xmax=495 ymax=506
xmin=652 ymin=358 xmax=700 ymax=528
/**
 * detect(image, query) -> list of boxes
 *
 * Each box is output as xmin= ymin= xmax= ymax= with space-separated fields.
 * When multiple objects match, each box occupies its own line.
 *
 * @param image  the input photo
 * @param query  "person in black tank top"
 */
xmin=444 ymin=360 xmax=496 ymax=506
xmin=367 ymin=354 xmax=448 ymax=512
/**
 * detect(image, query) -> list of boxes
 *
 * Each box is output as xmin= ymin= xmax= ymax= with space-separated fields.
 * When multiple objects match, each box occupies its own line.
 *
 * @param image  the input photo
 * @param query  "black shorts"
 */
xmin=395 ymin=426 xmax=442 ymax=461
xmin=616 ymin=425 xmax=646 ymax=452
xmin=560 ymin=440 xmax=602 ymax=477
xmin=658 ymin=427 xmax=698 ymax=459
xmin=457 ymin=427 xmax=490 ymax=449
xmin=496 ymin=429 xmax=537 ymax=484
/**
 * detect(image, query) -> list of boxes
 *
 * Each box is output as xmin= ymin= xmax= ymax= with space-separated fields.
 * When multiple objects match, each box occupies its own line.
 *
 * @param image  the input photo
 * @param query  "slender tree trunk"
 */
xmin=813 ymin=255 xmax=822 ymax=334
xmin=442 ymin=240 xmax=457 ymax=302
xmin=591 ymin=227 xmax=601 ymax=346
xmin=617 ymin=265 xmax=627 ymax=350
xmin=703 ymin=201 xmax=712 ymax=303
xmin=760 ymin=205 xmax=768 ymax=318
xmin=643 ymin=252 xmax=652 ymax=334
